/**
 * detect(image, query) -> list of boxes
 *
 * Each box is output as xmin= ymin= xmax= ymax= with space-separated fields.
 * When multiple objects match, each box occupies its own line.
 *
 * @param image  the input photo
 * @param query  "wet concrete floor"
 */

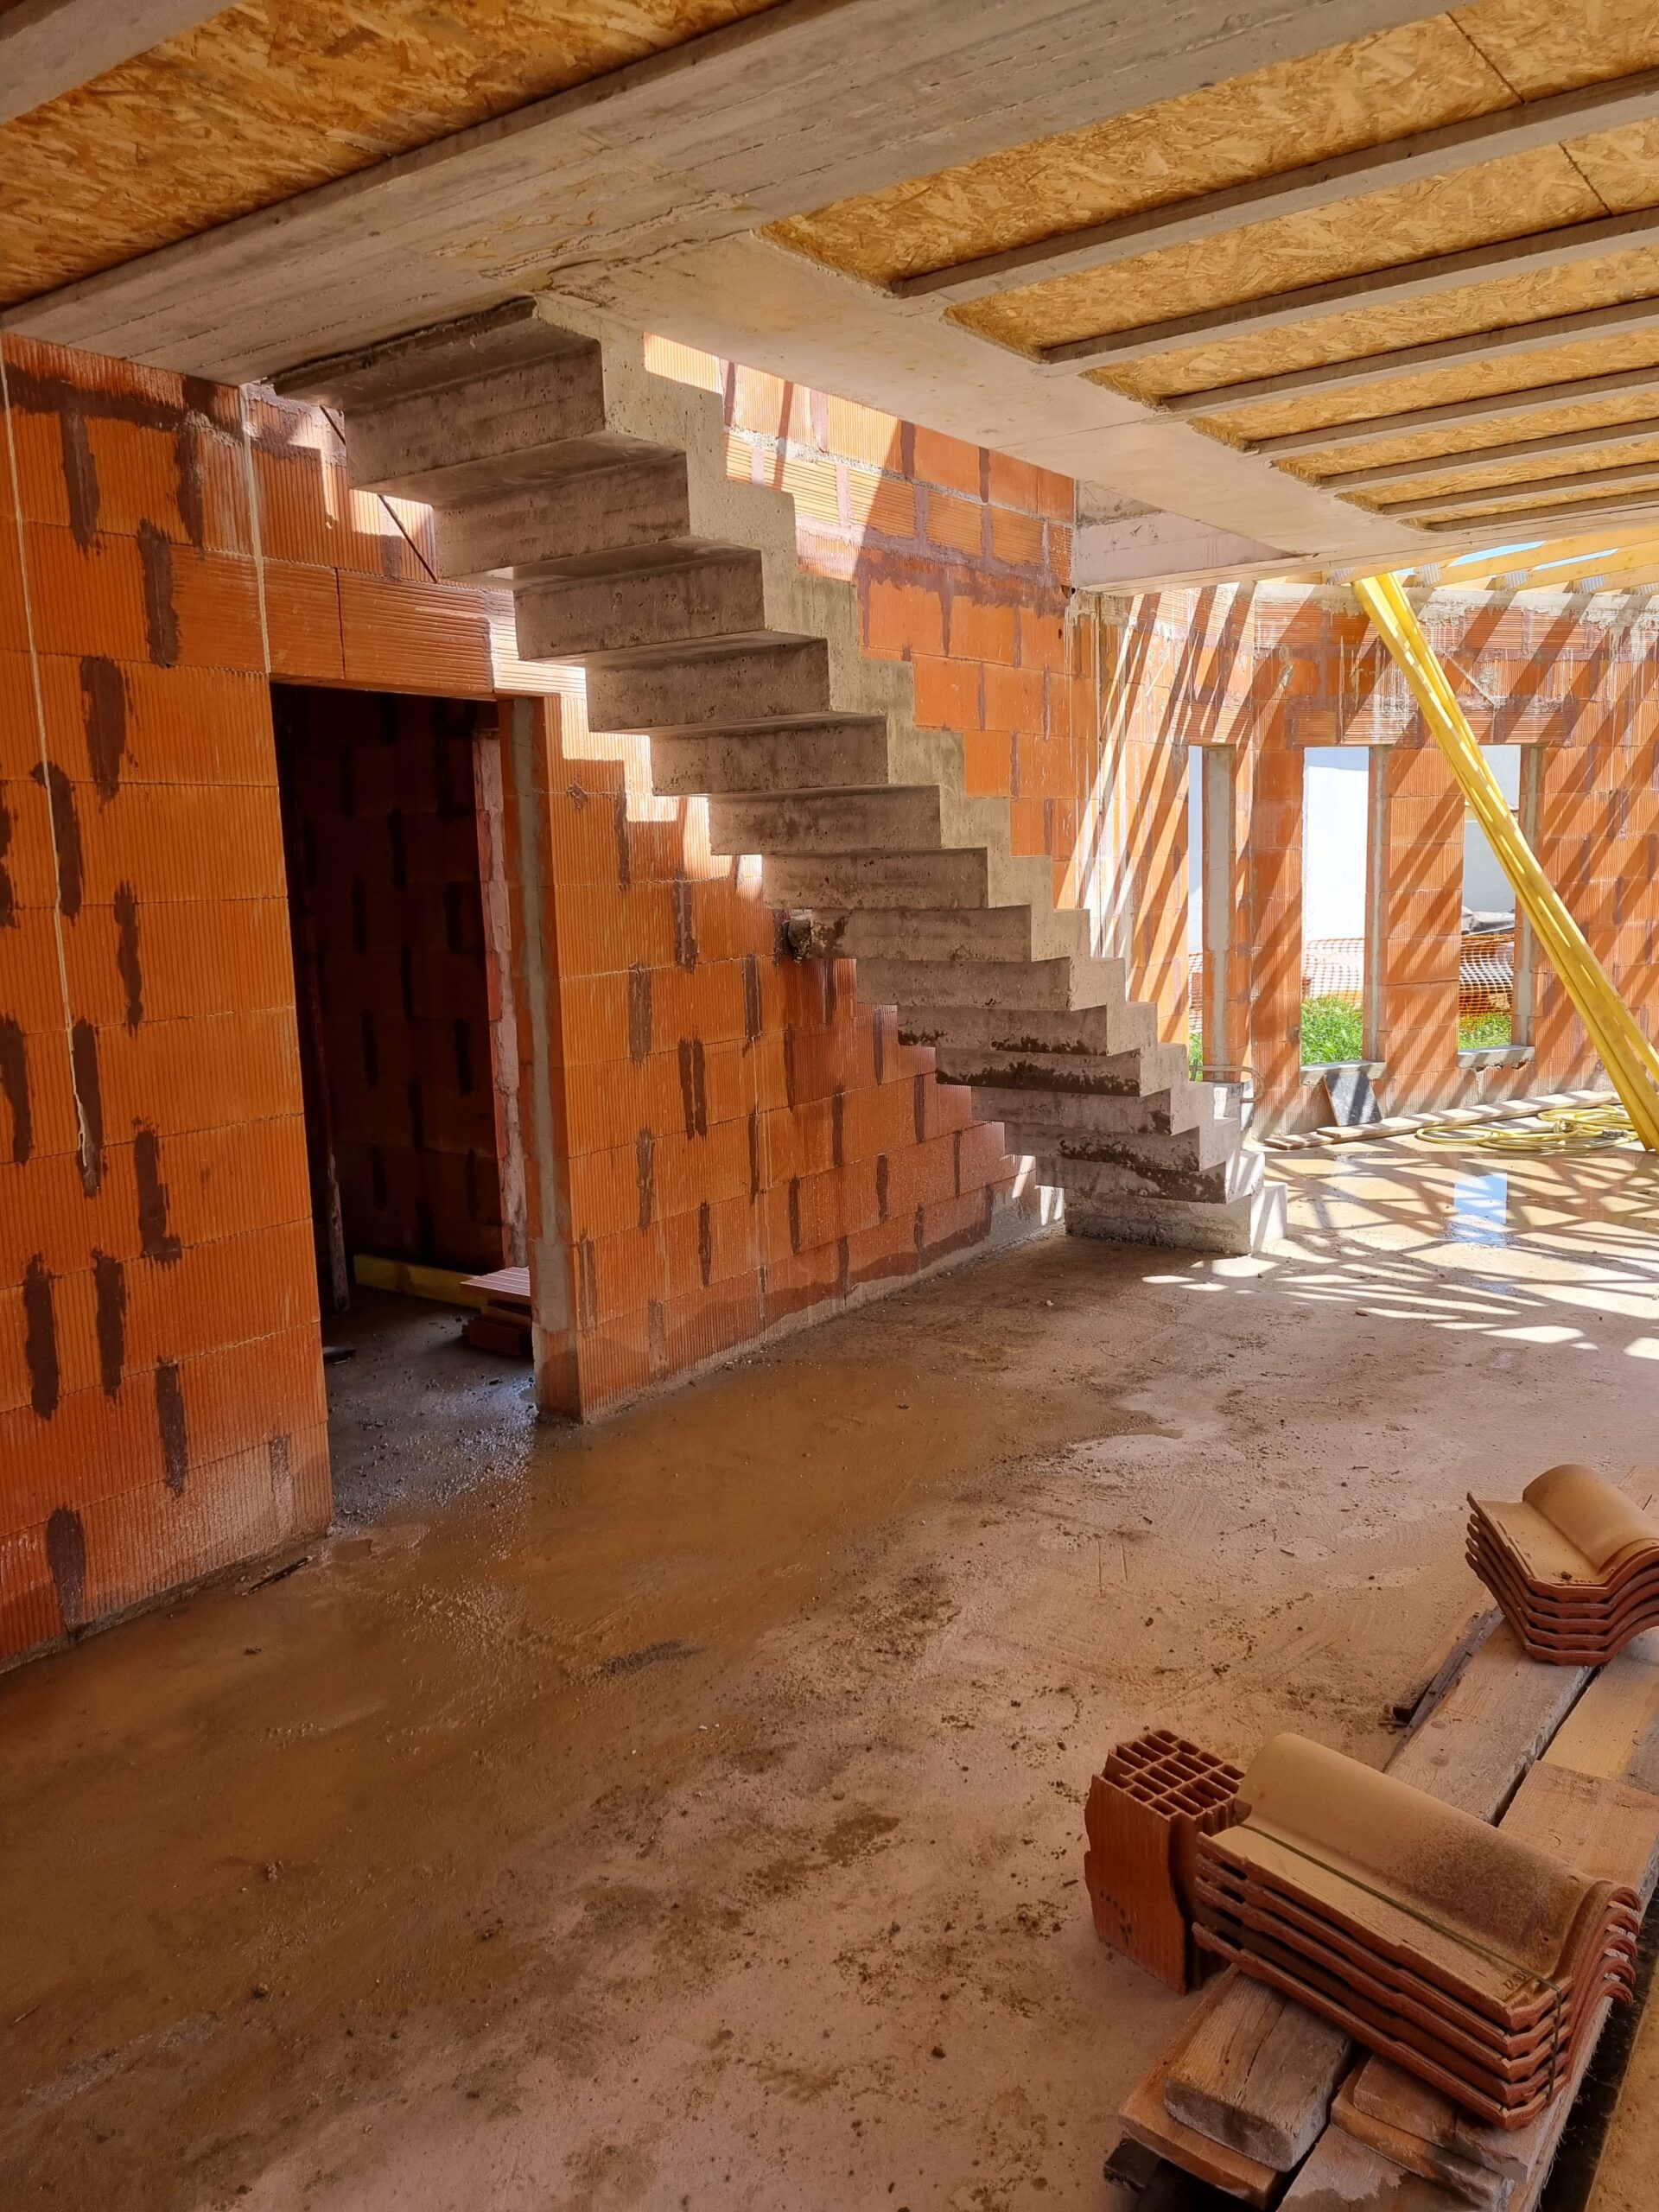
xmin=4 ymin=1141 xmax=1659 ymax=2211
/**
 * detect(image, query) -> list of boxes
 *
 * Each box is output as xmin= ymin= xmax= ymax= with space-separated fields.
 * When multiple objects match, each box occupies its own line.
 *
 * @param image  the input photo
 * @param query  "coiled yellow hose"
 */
xmin=1414 ymin=1103 xmax=1635 ymax=1154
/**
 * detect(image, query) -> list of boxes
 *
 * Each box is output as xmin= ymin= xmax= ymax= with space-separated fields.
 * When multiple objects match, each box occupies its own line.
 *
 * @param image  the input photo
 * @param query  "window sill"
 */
xmin=1459 ymin=1045 xmax=1534 ymax=1071
xmin=1300 ymin=1059 xmax=1384 ymax=1086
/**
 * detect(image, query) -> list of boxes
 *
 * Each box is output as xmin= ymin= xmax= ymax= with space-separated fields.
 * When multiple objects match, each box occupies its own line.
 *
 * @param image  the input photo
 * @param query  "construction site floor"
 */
xmin=4 ymin=1141 xmax=1659 ymax=2212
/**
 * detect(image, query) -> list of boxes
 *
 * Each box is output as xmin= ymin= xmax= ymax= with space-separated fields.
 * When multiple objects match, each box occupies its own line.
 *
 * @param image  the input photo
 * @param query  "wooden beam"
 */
xmin=893 ymin=67 xmax=1659 ymax=308
xmin=1164 ymin=296 xmax=1659 ymax=418
xmin=1424 ymin=485 xmax=1659 ymax=534
xmin=1316 ymin=416 xmax=1659 ymax=493
xmin=1045 ymin=208 xmax=1659 ymax=371
xmin=1382 ymin=454 xmax=1659 ymax=518
xmin=1488 ymin=538 xmax=1659 ymax=588
xmin=1254 ymin=360 xmax=1659 ymax=458
xmin=0 ymin=0 xmax=225 ymax=126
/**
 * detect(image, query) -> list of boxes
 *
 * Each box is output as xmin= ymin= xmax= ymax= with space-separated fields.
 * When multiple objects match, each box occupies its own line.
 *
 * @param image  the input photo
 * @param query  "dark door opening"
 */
xmin=271 ymin=684 xmax=521 ymax=1321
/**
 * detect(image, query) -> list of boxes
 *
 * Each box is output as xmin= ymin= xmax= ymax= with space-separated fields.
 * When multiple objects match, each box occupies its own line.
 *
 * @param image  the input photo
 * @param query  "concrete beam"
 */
xmin=0 ymin=0 xmax=225 ymax=125
xmin=1042 ymin=209 xmax=1659 ymax=369
xmin=1074 ymin=509 xmax=1300 ymax=590
xmin=895 ymin=66 xmax=1659 ymax=308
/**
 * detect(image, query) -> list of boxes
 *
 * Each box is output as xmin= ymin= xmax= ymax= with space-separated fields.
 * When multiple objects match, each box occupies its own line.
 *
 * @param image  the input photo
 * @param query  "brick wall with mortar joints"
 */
xmin=0 ymin=335 xmax=520 ymax=1666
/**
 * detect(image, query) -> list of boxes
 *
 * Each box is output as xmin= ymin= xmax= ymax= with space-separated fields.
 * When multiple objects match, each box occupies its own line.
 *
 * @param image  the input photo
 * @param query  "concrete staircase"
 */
xmin=285 ymin=301 xmax=1283 ymax=1255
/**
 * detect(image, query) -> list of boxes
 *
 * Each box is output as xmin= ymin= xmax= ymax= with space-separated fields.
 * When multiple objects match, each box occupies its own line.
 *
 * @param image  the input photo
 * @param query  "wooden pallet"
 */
xmin=1109 ymin=1622 xmax=1659 ymax=2210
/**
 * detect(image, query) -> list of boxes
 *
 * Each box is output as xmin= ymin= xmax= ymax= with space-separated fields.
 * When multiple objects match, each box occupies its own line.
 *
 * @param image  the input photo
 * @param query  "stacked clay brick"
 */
xmin=1084 ymin=1729 xmax=1243 ymax=1992
xmin=1468 ymin=1464 xmax=1659 ymax=1663
xmin=1192 ymin=1734 xmax=1640 ymax=2128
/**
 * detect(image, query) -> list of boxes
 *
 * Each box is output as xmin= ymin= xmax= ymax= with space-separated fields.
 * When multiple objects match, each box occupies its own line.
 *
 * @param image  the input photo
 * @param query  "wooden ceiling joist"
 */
xmin=1317 ymin=418 xmax=1659 ymax=493
xmin=1043 ymin=209 xmax=1659 ymax=372
xmin=1382 ymin=456 xmax=1659 ymax=520
xmin=1422 ymin=485 xmax=1659 ymax=535
xmin=892 ymin=65 xmax=1659 ymax=308
xmin=1162 ymin=298 xmax=1659 ymax=419
xmin=1253 ymin=363 xmax=1659 ymax=458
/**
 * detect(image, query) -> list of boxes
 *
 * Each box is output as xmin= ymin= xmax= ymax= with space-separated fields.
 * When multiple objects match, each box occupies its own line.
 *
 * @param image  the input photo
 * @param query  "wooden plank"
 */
xmin=1384 ymin=1623 xmax=1590 ymax=1818
xmin=1400 ymin=454 xmax=1659 ymax=521
xmin=1425 ymin=486 xmax=1659 ymax=538
xmin=351 ymin=1254 xmax=488 ymax=1308
xmin=896 ymin=68 xmax=1659 ymax=308
xmin=1541 ymin=1627 xmax=1659 ymax=1794
xmin=1254 ymin=364 xmax=1659 ymax=460
xmin=1325 ymin=425 xmax=1659 ymax=496
xmin=1329 ymin=2075 xmax=1510 ymax=2209
xmin=1122 ymin=2041 xmax=1279 ymax=2207
xmin=1164 ymin=1967 xmax=1348 ymax=2169
xmin=1280 ymin=2128 xmax=1467 ymax=2209
xmin=1391 ymin=1608 xmax=1500 ymax=1732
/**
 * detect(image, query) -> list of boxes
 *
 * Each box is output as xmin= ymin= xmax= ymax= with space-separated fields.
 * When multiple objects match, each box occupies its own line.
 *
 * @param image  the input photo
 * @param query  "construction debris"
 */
xmin=461 ymin=1265 xmax=533 ymax=1358
xmin=1468 ymin=1465 xmax=1659 ymax=1664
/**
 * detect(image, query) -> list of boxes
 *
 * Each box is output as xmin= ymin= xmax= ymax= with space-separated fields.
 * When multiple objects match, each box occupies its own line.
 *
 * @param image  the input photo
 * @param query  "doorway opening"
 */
xmin=1300 ymin=747 xmax=1370 ymax=1065
xmin=1459 ymin=746 xmax=1522 ymax=1052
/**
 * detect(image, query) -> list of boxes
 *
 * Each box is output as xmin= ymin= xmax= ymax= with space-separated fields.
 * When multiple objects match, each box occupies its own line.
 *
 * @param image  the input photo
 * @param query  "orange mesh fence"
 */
xmin=1192 ymin=934 xmax=1516 ymax=1018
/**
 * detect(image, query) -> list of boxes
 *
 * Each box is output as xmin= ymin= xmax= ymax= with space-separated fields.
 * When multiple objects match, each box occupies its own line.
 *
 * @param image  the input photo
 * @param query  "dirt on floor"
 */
xmin=5 ymin=1142 xmax=1659 ymax=2212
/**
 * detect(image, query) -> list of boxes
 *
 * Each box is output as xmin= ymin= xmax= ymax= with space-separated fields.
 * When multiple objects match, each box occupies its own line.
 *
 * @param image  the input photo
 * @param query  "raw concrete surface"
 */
xmin=4 ymin=1141 xmax=1659 ymax=2212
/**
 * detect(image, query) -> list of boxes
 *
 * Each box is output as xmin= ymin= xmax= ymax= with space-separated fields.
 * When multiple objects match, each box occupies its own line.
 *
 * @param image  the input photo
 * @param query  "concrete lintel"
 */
xmin=0 ymin=0 xmax=224 ymax=125
xmin=1074 ymin=512 xmax=1293 ymax=592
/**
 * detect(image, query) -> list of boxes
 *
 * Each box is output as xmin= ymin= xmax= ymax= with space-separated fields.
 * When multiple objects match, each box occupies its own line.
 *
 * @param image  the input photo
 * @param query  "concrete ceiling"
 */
xmin=12 ymin=0 xmax=1659 ymax=586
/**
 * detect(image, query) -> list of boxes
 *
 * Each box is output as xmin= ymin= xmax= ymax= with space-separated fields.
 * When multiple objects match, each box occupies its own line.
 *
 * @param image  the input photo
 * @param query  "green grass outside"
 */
xmin=1458 ymin=1008 xmax=1512 ymax=1050
xmin=1300 ymin=995 xmax=1364 ymax=1064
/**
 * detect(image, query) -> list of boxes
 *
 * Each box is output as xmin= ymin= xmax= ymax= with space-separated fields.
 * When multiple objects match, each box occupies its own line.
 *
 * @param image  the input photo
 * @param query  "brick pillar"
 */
xmin=1373 ymin=742 xmax=1463 ymax=1114
xmin=499 ymin=696 xmax=582 ymax=1415
xmin=1199 ymin=745 xmax=1247 ymax=1081
xmin=1245 ymin=741 xmax=1303 ymax=1126
xmin=1532 ymin=741 xmax=1600 ymax=1087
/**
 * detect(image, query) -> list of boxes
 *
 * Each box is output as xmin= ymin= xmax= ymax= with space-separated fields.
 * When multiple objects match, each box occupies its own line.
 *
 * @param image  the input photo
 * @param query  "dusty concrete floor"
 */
xmin=5 ymin=1140 xmax=1659 ymax=2212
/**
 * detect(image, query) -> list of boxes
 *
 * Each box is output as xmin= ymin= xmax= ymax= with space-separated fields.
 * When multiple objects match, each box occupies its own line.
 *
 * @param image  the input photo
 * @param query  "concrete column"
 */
xmin=499 ymin=695 xmax=582 ymax=1416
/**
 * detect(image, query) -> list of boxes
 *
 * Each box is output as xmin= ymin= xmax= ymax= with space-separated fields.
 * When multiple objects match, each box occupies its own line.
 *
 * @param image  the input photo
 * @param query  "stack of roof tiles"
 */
xmin=1191 ymin=1734 xmax=1641 ymax=2129
xmin=1084 ymin=1729 xmax=1243 ymax=1991
xmin=1467 ymin=1464 xmax=1659 ymax=1664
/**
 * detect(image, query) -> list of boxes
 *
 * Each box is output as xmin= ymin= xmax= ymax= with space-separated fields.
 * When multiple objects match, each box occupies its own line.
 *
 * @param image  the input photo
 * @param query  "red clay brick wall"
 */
xmin=273 ymin=683 xmax=505 ymax=1275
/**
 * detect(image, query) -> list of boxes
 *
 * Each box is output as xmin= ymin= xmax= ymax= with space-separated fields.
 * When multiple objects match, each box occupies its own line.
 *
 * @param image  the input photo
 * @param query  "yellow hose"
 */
xmin=1354 ymin=573 xmax=1659 ymax=1154
xmin=1414 ymin=1103 xmax=1633 ymax=1154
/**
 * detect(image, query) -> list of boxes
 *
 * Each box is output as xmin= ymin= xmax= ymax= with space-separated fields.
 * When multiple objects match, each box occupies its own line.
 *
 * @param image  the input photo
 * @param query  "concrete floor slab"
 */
xmin=3 ymin=1141 xmax=1657 ymax=2212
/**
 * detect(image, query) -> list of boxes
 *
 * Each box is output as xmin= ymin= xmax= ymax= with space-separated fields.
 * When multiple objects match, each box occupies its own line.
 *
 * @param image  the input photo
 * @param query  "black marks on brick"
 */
xmin=23 ymin=1256 xmax=59 ymax=1419
xmin=577 ymin=1236 xmax=600 ymax=1332
xmin=137 ymin=520 xmax=179 ymax=667
xmin=612 ymin=791 xmax=632 ymax=892
xmin=875 ymin=1154 xmax=890 ymax=1223
xmin=71 ymin=1019 xmax=103 ymax=1195
xmin=742 ymin=951 xmax=762 ymax=1046
xmin=113 ymin=883 xmax=143 ymax=1031
xmin=60 ymin=411 xmax=100 ymax=547
xmin=671 ymin=876 xmax=698 ymax=971
xmin=782 ymin=1027 xmax=797 ymax=1109
xmin=92 ymin=1249 xmax=126 ymax=1398
xmin=787 ymin=1176 xmax=802 ymax=1255
xmin=387 ymin=810 xmax=407 ymax=888
xmin=399 ymin=945 xmax=416 ymax=1020
xmin=831 ymin=1084 xmax=845 ymax=1170
xmin=79 ymin=656 xmax=127 ymax=799
xmin=454 ymin=1019 xmax=475 ymax=1095
xmin=174 ymin=400 xmax=209 ymax=550
xmin=912 ymin=1204 xmax=925 ymax=1256
xmin=0 ymin=1019 xmax=29 ymax=1163
xmin=953 ymin=1128 xmax=964 ymax=1197
xmin=636 ymin=1127 xmax=656 ymax=1230
xmin=747 ymin=1105 xmax=761 ymax=1202
xmin=135 ymin=1124 xmax=182 ymax=1263
xmin=360 ymin=1011 xmax=378 ymax=1086
xmin=627 ymin=964 xmax=652 ymax=1063
xmin=698 ymin=1201 xmax=713 ymax=1290
xmin=836 ymin=1236 xmax=850 ymax=1300
xmin=678 ymin=1036 xmax=708 ymax=1139
xmin=351 ymin=877 xmax=368 ymax=951
xmin=46 ymin=1507 xmax=87 ymax=1634
xmin=156 ymin=1360 xmax=188 ymax=1495
xmin=0 ymin=782 xmax=15 ymax=927
xmin=871 ymin=1007 xmax=885 ymax=1085
xmin=822 ymin=961 xmax=838 ymax=1024
xmin=408 ymin=1079 xmax=425 ymax=1151
xmin=30 ymin=760 xmax=83 ymax=918
xmin=912 ymin=1072 xmax=928 ymax=1144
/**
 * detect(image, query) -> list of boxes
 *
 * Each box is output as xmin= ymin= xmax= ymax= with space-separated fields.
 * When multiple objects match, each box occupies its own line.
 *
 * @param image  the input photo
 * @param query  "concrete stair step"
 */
xmin=516 ymin=550 xmax=770 ymax=662
xmin=434 ymin=452 xmax=696 ymax=582
xmin=1013 ymin=1107 xmax=1239 ymax=1176
xmin=860 ymin=953 xmax=1117 ymax=1014
xmin=709 ymin=786 xmax=943 ymax=857
xmin=280 ymin=298 xmax=591 ymax=414
xmin=650 ymin=721 xmax=893 ymax=796
xmin=1063 ymin=1167 xmax=1286 ymax=1258
xmin=810 ymin=905 xmax=1087 ymax=965
xmin=763 ymin=851 xmax=989 ymax=910
xmin=931 ymin=1039 xmax=1187 ymax=1096
xmin=894 ymin=996 xmax=1154 ymax=1058
xmin=1037 ymin=1141 xmax=1263 ymax=1210
xmin=591 ymin=640 xmax=836 ymax=735
xmin=969 ymin=1081 xmax=1205 ymax=1139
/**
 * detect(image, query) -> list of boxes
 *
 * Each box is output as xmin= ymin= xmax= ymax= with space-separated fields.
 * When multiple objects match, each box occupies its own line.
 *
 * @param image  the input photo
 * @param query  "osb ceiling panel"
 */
xmin=765 ymin=14 xmax=1516 ymax=288
xmin=0 ymin=0 xmax=779 ymax=308
xmin=1277 ymin=395 xmax=1659 ymax=478
xmin=1194 ymin=323 xmax=1659 ymax=443
xmin=1340 ymin=429 xmax=1659 ymax=501
xmin=967 ymin=144 xmax=1606 ymax=364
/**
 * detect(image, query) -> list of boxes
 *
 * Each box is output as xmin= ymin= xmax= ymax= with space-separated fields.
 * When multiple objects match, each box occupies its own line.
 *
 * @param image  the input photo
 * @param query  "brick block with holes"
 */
xmin=1084 ymin=1730 xmax=1243 ymax=1993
